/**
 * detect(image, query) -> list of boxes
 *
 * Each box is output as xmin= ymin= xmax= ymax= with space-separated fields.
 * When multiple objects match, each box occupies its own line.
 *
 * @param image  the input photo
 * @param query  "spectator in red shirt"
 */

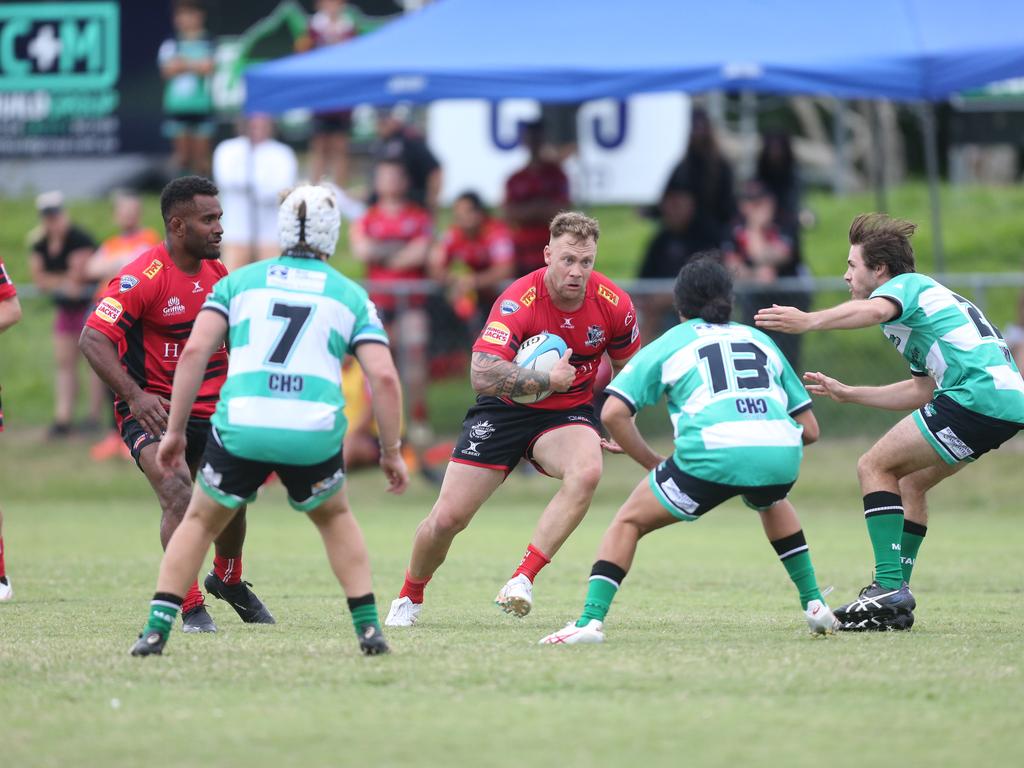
xmin=429 ymin=191 xmax=515 ymax=331
xmin=504 ymin=120 xmax=570 ymax=277
xmin=351 ymin=159 xmax=433 ymax=438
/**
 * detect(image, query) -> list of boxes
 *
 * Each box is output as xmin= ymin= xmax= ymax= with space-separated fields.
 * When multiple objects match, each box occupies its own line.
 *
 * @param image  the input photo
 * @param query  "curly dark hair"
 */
xmin=673 ymin=252 xmax=733 ymax=324
xmin=160 ymin=176 xmax=218 ymax=224
xmin=848 ymin=213 xmax=917 ymax=276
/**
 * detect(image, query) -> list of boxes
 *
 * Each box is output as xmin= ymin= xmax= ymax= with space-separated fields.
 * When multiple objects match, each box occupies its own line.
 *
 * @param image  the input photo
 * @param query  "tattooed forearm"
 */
xmin=471 ymin=352 xmax=549 ymax=397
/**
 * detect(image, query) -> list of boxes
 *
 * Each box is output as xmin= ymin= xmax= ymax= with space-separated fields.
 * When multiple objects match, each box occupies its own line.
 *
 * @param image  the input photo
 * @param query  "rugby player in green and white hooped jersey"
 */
xmin=130 ymin=185 xmax=409 ymax=658
xmin=540 ymin=256 xmax=839 ymax=645
xmin=756 ymin=213 xmax=1024 ymax=631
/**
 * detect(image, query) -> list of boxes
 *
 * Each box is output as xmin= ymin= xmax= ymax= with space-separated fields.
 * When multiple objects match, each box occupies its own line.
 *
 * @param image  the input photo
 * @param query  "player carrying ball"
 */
xmin=386 ymin=211 xmax=641 ymax=626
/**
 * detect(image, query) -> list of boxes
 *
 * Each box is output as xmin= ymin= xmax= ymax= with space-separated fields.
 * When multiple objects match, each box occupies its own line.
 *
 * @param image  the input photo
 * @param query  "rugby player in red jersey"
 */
xmin=0 ymin=256 xmax=23 ymax=601
xmin=386 ymin=212 xmax=641 ymax=625
xmin=80 ymin=176 xmax=272 ymax=632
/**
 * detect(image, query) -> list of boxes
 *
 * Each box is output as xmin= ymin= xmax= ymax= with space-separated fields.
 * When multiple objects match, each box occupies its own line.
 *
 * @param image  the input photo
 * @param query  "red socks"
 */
xmin=0 ymin=535 xmax=6 ymax=580
xmin=181 ymin=580 xmax=204 ymax=614
xmin=399 ymin=571 xmax=431 ymax=604
xmin=213 ymin=554 xmax=243 ymax=585
xmin=513 ymin=543 xmax=551 ymax=583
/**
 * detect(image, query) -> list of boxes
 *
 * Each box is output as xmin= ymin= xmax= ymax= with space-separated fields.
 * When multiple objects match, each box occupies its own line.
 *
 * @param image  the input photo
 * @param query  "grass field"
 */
xmin=1 ymin=433 xmax=1022 ymax=767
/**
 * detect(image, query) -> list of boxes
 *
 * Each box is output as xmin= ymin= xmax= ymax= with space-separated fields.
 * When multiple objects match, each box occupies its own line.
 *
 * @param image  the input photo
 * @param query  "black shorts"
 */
xmin=121 ymin=415 xmax=211 ymax=471
xmin=648 ymin=457 xmax=795 ymax=521
xmin=451 ymin=396 xmax=599 ymax=474
xmin=914 ymin=394 xmax=1022 ymax=464
xmin=198 ymin=428 xmax=346 ymax=512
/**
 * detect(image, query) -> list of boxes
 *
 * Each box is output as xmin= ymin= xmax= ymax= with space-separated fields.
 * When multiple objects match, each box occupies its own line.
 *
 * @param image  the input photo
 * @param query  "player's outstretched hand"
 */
xmin=754 ymin=304 xmax=811 ymax=334
xmin=548 ymin=348 xmax=577 ymax=393
xmin=803 ymin=371 xmax=851 ymax=403
xmin=128 ymin=390 xmax=170 ymax=437
xmin=380 ymin=451 xmax=409 ymax=495
xmin=600 ymin=437 xmax=625 ymax=454
xmin=156 ymin=429 xmax=188 ymax=476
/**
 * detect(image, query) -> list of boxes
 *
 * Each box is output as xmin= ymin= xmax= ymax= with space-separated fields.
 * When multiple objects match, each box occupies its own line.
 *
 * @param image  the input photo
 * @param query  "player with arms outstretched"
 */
xmin=756 ymin=213 xmax=1024 ymax=630
xmin=386 ymin=211 xmax=641 ymax=626
xmin=81 ymin=176 xmax=272 ymax=632
xmin=540 ymin=256 xmax=836 ymax=645
xmin=131 ymin=185 xmax=407 ymax=657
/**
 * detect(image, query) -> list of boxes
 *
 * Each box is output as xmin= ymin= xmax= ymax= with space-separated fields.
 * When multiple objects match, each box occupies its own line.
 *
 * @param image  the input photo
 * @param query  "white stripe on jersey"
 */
xmin=700 ymin=419 xmax=804 ymax=450
xmin=228 ymin=396 xmax=339 ymax=432
xmin=989 ymin=365 xmax=1024 ymax=393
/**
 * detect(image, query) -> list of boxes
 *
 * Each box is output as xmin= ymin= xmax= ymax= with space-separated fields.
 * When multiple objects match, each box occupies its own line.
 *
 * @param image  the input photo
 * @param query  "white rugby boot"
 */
xmin=384 ymin=596 xmax=422 ymax=627
xmin=538 ymin=619 xmax=605 ymax=645
xmin=805 ymin=598 xmax=839 ymax=635
xmin=494 ymin=574 xmax=533 ymax=617
xmin=0 ymin=578 xmax=11 ymax=602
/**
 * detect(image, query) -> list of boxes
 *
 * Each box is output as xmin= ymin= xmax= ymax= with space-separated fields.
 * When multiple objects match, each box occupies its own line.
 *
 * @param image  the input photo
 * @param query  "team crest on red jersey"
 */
xmin=585 ymin=325 xmax=606 ymax=347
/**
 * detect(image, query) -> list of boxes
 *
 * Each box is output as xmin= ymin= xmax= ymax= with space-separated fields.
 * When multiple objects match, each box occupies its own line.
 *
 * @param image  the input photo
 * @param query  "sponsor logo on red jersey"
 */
xmin=163 ymin=296 xmax=186 ymax=316
xmin=520 ymin=286 xmax=537 ymax=307
xmin=95 ymin=297 xmax=123 ymax=324
xmin=597 ymin=284 xmax=619 ymax=306
xmin=481 ymin=321 xmax=510 ymax=345
xmin=143 ymin=259 xmax=163 ymax=279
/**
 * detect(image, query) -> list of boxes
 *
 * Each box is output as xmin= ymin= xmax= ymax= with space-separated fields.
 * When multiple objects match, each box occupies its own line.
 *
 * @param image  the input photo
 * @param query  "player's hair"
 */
xmin=549 ymin=211 xmax=600 ymax=243
xmin=455 ymin=191 xmax=487 ymax=214
xmin=173 ymin=0 xmax=204 ymax=13
xmin=160 ymin=176 xmax=218 ymax=224
xmin=673 ymin=252 xmax=733 ymax=324
xmin=848 ymin=213 xmax=917 ymax=276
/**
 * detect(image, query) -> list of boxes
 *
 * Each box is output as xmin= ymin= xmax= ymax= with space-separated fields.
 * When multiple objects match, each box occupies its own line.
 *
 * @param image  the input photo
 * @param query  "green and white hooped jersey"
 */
xmin=871 ymin=273 xmax=1024 ymax=423
xmin=204 ymin=256 xmax=388 ymax=464
xmin=606 ymin=320 xmax=811 ymax=487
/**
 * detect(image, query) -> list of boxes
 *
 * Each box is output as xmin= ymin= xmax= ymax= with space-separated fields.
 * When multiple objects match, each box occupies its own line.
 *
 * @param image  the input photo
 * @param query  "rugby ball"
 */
xmin=511 ymin=333 xmax=568 ymax=404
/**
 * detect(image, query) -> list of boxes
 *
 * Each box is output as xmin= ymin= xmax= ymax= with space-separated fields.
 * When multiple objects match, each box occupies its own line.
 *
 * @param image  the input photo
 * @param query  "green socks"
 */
xmin=347 ymin=593 xmax=381 ymax=635
xmin=145 ymin=592 xmax=182 ymax=639
xmin=576 ymin=560 xmax=627 ymax=627
xmin=770 ymin=531 xmax=823 ymax=610
xmin=863 ymin=491 xmax=905 ymax=589
xmin=900 ymin=520 xmax=927 ymax=584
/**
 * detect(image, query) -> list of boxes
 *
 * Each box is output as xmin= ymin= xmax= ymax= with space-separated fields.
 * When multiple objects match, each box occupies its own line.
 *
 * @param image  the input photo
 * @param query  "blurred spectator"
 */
xmin=725 ymin=180 xmax=807 ymax=368
xmin=213 ymin=114 xmax=299 ymax=272
xmin=1004 ymin=290 xmax=1024 ymax=373
xmin=350 ymin=160 xmax=433 ymax=440
xmin=28 ymin=192 xmax=103 ymax=437
xmin=85 ymin=192 xmax=160 ymax=460
xmin=504 ymin=120 xmax=570 ymax=276
xmin=429 ymin=191 xmax=515 ymax=330
xmin=540 ymin=103 xmax=581 ymax=163
xmin=85 ymin=192 xmax=161 ymax=287
xmin=636 ymin=189 xmax=720 ymax=343
xmin=755 ymin=132 xmax=805 ymax=259
xmin=296 ymin=0 xmax=366 ymax=186
xmin=371 ymin=105 xmax=441 ymax=211
xmin=158 ymin=0 xmax=215 ymax=177
xmin=662 ymin=107 xmax=736 ymax=242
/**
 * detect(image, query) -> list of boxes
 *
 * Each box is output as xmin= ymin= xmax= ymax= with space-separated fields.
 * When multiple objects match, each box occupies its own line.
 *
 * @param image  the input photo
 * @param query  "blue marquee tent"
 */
xmin=246 ymin=0 xmax=1024 ymax=111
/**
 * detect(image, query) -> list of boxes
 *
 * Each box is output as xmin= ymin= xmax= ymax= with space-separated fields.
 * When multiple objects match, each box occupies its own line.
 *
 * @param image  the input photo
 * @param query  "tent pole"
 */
xmin=919 ymin=102 xmax=946 ymax=274
xmin=832 ymin=99 xmax=847 ymax=195
xmin=872 ymin=100 xmax=888 ymax=213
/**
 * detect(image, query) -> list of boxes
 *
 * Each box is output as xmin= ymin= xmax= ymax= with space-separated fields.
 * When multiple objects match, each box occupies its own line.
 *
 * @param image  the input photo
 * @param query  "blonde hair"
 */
xmin=549 ymin=211 xmax=600 ymax=243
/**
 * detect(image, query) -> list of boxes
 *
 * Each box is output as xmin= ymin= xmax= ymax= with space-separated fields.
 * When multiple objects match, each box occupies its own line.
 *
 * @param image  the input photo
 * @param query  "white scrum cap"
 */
xmin=278 ymin=184 xmax=341 ymax=257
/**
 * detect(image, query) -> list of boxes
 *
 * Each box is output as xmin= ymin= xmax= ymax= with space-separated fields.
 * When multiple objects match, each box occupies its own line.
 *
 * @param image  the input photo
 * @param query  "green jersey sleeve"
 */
xmin=779 ymin=355 xmax=812 ymax=414
xmin=869 ymin=273 xmax=920 ymax=323
xmin=605 ymin=341 xmax=667 ymax=413
xmin=350 ymin=286 xmax=389 ymax=347
xmin=203 ymin=274 xmax=233 ymax=318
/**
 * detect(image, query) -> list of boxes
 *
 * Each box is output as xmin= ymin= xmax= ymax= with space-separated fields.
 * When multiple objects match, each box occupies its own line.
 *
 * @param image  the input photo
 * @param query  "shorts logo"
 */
xmin=143 ymin=259 xmax=163 ymax=279
xmin=201 ymin=462 xmax=223 ymax=489
xmin=481 ymin=321 xmax=510 ymax=345
xmin=567 ymin=415 xmax=589 ymax=422
xmin=585 ymin=324 xmax=605 ymax=347
xmin=462 ymin=440 xmax=483 ymax=457
xmin=936 ymin=426 xmax=973 ymax=460
xmin=132 ymin=434 xmax=149 ymax=452
xmin=520 ymin=286 xmax=537 ymax=307
xmin=163 ymin=296 xmax=186 ymax=316
xmin=311 ymin=468 xmax=346 ymax=496
xmin=119 ymin=275 xmax=139 ymax=293
xmin=597 ymin=284 xmax=619 ymax=306
xmin=94 ymin=297 xmax=123 ymax=324
xmin=500 ymin=300 xmax=520 ymax=316
xmin=660 ymin=477 xmax=699 ymax=514
xmin=923 ymin=403 xmax=937 ymax=418
xmin=469 ymin=420 xmax=496 ymax=441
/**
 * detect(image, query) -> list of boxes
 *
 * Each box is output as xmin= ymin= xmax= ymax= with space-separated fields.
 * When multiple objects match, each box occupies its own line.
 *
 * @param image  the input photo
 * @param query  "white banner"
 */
xmin=427 ymin=93 xmax=690 ymax=207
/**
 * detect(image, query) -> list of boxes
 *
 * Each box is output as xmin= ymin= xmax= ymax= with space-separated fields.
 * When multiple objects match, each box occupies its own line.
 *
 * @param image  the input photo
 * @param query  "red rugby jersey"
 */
xmin=84 ymin=243 xmax=228 ymax=426
xmin=472 ymin=268 xmax=640 ymax=410
xmin=354 ymin=202 xmax=433 ymax=311
xmin=0 ymin=257 xmax=17 ymax=301
xmin=440 ymin=218 xmax=514 ymax=273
